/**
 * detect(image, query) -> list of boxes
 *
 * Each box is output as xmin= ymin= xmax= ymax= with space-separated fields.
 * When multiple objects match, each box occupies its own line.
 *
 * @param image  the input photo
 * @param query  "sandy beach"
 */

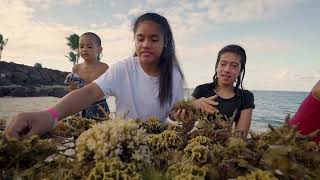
xmin=0 ymin=96 xmax=116 ymax=122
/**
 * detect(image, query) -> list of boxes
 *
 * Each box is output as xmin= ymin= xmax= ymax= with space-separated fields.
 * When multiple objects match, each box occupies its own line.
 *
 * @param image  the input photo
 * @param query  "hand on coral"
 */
xmin=172 ymin=108 xmax=186 ymax=121
xmin=4 ymin=111 xmax=54 ymax=140
xmin=192 ymin=95 xmax=219 ymax=114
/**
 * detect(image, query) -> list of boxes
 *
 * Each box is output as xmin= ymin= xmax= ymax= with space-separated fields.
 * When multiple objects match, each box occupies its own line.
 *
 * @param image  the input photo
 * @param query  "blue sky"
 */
xmin=1 ymin=0 xmax=319 ymax=91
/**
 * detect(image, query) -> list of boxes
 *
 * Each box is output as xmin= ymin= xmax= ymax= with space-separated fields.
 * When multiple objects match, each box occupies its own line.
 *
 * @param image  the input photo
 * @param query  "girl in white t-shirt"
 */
xmin=5 ymin=12 xmax=185 ymax=139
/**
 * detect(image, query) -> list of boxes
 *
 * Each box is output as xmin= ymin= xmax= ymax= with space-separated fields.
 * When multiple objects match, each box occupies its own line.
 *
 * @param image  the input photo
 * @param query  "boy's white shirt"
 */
xmin=94 ymin=56 xmax=184 ymax=122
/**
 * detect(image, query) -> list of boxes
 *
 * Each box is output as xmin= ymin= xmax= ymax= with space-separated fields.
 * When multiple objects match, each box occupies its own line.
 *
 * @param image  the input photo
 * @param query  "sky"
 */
xmin=0 ymin=0 xmax=319 ymax=91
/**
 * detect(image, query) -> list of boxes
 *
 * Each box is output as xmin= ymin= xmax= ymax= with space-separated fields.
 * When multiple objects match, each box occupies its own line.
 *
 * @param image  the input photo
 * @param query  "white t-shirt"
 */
xmin=94 ymin=56 xmax=184 ymax=121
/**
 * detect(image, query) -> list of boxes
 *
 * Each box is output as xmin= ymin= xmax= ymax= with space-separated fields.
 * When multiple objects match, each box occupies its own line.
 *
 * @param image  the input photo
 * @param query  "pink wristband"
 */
xmin=47 ymin=108 xmax=59 ymax=129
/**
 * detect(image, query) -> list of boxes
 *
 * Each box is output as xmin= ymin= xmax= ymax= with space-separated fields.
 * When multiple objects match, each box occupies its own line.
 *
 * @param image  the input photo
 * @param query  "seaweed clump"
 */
xmin=87 ymin=157 xmax=142 ymax=180
xmin=1 ymin=101 xmax=320 ymax=179
xmin=0 ymin=135 xmax=58 ymax=179
xmin=237 ymin=169 xmax=277 ymax=180
xmin=50 ymin=116 xmax=97 ymax=138
xmin=139 ymin=116 xmax=168 ymax=134
xmin=75 ymin=118 xmax=151 ymax=169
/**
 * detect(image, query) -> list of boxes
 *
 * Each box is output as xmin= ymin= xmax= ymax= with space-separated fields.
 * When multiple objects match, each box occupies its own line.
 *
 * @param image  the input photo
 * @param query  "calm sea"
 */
xmin=0 ymin=90 xmax=308 ymax=132
xmin=251 ymin=90 xmax=308 ymax=131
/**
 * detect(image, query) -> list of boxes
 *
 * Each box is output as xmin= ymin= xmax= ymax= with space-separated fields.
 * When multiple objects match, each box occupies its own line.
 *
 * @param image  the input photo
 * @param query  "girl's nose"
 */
xmin=224 ymin=64 xmax=231 ymax=72
xmin=142 ymin=39 xmax=151 ymax=48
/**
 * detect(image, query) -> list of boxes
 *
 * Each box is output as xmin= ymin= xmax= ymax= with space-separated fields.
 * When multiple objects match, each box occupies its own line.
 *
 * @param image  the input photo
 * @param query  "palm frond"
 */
xmin=0 ymin=34 xmax=8 ymax=46
xmin=65 ymin=51 xmax=77 ymax=65
xmin=66 ymin=34 xmax=79 ymax=51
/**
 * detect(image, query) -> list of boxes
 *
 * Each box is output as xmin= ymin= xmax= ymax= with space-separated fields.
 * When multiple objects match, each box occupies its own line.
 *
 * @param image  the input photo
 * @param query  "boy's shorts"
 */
xmin=81 ymin=99 xmax=110 ymax=120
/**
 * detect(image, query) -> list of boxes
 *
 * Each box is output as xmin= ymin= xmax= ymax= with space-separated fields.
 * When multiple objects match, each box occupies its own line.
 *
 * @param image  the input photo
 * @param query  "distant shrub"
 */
xmin=34 ymin=63 xmax=42 ymax=69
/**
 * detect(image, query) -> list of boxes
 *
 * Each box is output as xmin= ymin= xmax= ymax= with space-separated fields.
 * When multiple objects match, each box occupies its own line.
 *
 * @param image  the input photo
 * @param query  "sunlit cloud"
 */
xmin=0 ymin=0 xmax=317 ymax=91
xmin=205 ymin=0 xmax=301 ymax=23
xmin=274 ymin=70 xmax=289 ymax=80
xmin=0 ymin=0 xmax=132 ymax=70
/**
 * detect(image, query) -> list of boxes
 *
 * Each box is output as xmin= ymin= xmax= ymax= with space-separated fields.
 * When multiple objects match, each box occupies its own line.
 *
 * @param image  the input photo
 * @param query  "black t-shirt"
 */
xmin=192 ymin=83 xmax=255 ymax=124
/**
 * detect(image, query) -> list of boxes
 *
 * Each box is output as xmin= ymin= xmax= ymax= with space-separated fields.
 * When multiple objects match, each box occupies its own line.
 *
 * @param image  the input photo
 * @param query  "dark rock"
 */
xmin=12 ymin=72 xmax=29 ymax=84
xmin=0 ymin=86 xmax=10 ymax=96
xmin=49 ymin=87 xmax=68 ymax=98
xmin=0 ymin=61 xmax=69 ymax=86
xmin=9 ymin=87 xmax=28 ymax=97
xmin=0 ymin=61 xmax=70 ymax=97
xmin=35 ymin=88 xmax=50 ymax=96
xmin=15 ymin=66 xmax=30 ymax=74
xmin=40 ymin=70 xmax=53 ymax=84
xmin=4 ymin=71 xmax=13 ymax=79
xmin=0 ymin=77 xmax=12 ymax=86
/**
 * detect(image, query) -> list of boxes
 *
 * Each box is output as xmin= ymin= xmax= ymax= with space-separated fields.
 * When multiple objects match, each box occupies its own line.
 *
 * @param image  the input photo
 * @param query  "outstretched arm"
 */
xmin=54 ymin=82 xmax=104 ymax=119
xmin=236 ymin=108 xmax=253 ymax=138
xmin=4 ymin=83 xmax=104 ymax=139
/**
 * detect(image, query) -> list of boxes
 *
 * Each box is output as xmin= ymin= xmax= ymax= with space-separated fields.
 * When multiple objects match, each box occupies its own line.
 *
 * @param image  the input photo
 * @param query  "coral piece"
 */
xmin=237 ymin=169 xmax=277 ymax=180
xmin=87 ymin=157 xmax=142 ymax=180
xmin=75 ymin=118 xmax=151 ymax=168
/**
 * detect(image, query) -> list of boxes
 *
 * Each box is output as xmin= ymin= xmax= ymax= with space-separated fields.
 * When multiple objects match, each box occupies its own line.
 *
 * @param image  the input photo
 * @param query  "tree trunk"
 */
xmin=0 ymin=47 xmax=3 ymax=61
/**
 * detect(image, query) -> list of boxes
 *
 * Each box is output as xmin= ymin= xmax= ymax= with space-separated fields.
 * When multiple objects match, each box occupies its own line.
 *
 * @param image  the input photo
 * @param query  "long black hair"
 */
xmin=133 ymin=12 xmax=184 ymax=106
xmin=213 ymin=44 xmax=247 ymax=91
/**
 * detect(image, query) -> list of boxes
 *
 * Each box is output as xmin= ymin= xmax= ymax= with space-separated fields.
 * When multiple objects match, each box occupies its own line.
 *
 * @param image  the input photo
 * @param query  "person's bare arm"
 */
xmin=54 ymin=82 xmax=104 ymax=119
xmin=4 ymin=83 xmax=104 ymax=139
xmin=236 ymin=108 xmax=253 ymax=138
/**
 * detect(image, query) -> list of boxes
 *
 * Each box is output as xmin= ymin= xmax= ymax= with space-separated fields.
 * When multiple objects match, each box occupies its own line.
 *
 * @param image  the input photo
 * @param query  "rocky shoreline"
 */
xmin=0 ymin=61 xmax=69 ymax=97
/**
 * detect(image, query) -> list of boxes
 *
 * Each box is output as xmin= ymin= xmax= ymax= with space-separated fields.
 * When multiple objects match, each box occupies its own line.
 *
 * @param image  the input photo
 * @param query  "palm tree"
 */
xmin=66 ymin=34 xmax=80 ymax=64
xmin=65 ymin=51 xmax=77 ymax=66
xmin=0 ymin=34 xmax=8 ymax=61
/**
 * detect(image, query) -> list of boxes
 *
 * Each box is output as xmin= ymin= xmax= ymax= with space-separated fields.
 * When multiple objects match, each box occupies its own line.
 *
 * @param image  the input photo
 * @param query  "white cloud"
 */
xmin=248 ymin=69 xmax=320 ymax=91
xmin=110 ymin=0 xmax=301 ymax=46
xmin=63 ymin=0 xmax=82 ymax=5
xmin=25 ymin=0 xmax=52 ymax=9
xmin=109 ymin=1 xmax=116 ymax=7
xmin=132 ymin=0 xmax=302 ymax=27
xmin=272 ymin=69 xmax=320 ymax=82
xmin=145 ymin=0 xmax=163 ymax=6
xmin=24 ymin=0 xmax=83 ymax=10
xmin=274 ymin=70 xmax=289 ymax=80
xmin=177 ymin=37 xmax=294 ymax=63
xmin=0 ymin=0 xmax=132 ymax=71
xmin=0 ymin=0 xmax=314 ymax=91
xmin=204 ymin=0 xmax=301 ymax=23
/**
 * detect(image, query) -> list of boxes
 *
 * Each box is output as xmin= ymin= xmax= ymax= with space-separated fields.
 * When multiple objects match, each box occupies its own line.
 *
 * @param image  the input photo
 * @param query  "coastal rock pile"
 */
xmin=0 ymin=61 xmax=69 ymax=97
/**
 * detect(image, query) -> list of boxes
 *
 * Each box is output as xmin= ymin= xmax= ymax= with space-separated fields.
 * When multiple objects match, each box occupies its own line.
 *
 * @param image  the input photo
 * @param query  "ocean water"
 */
xmin=250 ymin=90 xmax=308 ymax=131
xmin=0 ymin=90 xmax=308 ymax=132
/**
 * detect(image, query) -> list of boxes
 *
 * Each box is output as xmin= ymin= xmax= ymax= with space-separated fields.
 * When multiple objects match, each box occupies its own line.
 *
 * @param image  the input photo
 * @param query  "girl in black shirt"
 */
xmin=190 ymin=45 xmax=254 ymax=137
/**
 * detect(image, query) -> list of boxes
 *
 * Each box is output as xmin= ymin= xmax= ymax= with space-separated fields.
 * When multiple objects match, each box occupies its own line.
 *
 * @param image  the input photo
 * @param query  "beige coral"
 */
xmin=75 ymin=118 xmax=151 ymax=167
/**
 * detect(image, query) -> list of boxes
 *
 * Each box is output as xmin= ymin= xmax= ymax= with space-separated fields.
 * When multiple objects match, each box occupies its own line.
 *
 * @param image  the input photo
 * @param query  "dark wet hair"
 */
xmin=133 ymin=12 xmax=184 ymax=107
xmin=213 ymin=44 xmax=247 ymax=91
xmin=81 ymin=32 xmax=102 ymax=60
xmin=81 ymin=32 xmax=101 ymax=47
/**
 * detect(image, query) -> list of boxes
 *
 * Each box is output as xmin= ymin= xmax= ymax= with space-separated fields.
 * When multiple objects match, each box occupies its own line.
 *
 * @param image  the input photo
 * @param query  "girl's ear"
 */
xmin=98 ymin=47 xmax=103 ymax=54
